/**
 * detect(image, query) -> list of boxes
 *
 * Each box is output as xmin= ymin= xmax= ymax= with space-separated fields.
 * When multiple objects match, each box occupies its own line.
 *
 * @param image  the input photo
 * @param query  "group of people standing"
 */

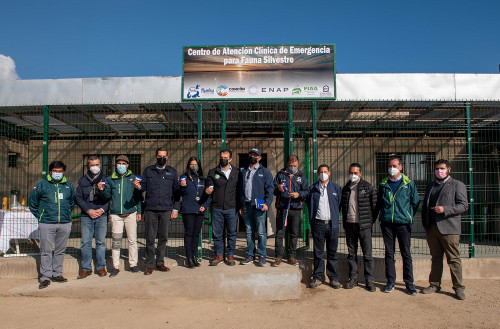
xmin=28 ymin=148 xmax=468 ymax=300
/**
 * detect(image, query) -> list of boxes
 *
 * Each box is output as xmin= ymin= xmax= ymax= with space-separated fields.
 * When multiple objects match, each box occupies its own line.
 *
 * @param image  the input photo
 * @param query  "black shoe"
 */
xmin=50 ymin=276 xmax=68 ymax=283
xmin=109 ymin=268 xmax=120 ymax=278
xmin=39 ymin=280 xmax=51 ymax=289
xmin=366 ymin=281 xmax=376 ymax=292
xmin=186 ymin=258 xmax=195 ymax=269
xmin=345 ymin=278 xmax=357 ymax=289
xmin=130 ymin=266 xmax=140 ymax=273
xmin=192 ymin=256 xmax=201 ymax=267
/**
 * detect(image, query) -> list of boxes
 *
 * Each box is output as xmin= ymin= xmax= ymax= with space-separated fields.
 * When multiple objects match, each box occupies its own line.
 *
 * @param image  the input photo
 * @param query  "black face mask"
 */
xmin=249 ymin=156 xmax=258 ymax=165
xmin=219 ymin=158 xmax=229 ymax=167
xmin=156 ymin=157 xmax=167 ymax=167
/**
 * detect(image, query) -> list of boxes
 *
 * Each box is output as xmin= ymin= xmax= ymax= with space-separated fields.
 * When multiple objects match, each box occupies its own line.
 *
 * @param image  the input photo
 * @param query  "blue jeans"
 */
xmin=211 ymin=208 xmax=237 ymax=257
xmin=242 ymin=203 xmax=267 ymax=258
xmin=80 ymin=215 xmax=108 ymax=271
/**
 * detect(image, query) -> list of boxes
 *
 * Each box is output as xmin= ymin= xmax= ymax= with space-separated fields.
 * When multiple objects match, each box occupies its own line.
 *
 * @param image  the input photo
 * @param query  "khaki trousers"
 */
xmin=110 ymin=212 xmax=138 ymax=268
xmin=426 ymin=224 xmax=464 ymax=290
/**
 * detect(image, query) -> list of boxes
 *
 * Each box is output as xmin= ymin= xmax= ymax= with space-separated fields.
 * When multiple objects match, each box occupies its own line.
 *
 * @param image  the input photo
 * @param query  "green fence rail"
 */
xmin=0 ymin=100 xmax=499 ymax=261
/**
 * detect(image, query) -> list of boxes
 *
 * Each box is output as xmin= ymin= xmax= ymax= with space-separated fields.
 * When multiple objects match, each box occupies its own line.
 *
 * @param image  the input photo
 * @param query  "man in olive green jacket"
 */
xmin=98 ymin=155 xmax=142 ymax=277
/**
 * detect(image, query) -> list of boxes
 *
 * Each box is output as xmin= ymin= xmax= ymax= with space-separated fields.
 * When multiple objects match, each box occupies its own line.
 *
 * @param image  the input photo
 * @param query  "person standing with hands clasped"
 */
xmin=98 ymin=155 xmax=142 ymax=278
xmin=239 ymin=148 xmax=274 ymax=267
xmin=29 ymin=161 xmax=75 ymax=289
xmin=308 ymin=165 xmax=342 ymax=289
xmin=421 ymin=159 xmax=468 ymax=300
xmin=134 ymin=147 xmax=179 ymax=275
xmin=272 ymin=155 xmax=309 ymax=266
xmin=179 ymin=157 xmax=210 ymax=268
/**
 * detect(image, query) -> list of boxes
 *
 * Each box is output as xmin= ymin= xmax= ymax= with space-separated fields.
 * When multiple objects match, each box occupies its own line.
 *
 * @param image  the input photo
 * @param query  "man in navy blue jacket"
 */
xmin=75 ymin=156 xmax=109 ymax=279
xmin=134 ymin=147 xmax=180 ymax=275
xmin=272 ymin=155 xmax=309 ymax=266
xmin=308 ymin=164 xmax=342 ymax=289
xmin=238 ymin=148 xmax=274 ymax=267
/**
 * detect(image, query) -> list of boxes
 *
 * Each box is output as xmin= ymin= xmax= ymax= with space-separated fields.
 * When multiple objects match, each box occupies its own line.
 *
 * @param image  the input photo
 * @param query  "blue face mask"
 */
xmin=116 ymin=164 xmax=127 ymax=175
xmin=51 ymin=172 xmax=63 ymax=181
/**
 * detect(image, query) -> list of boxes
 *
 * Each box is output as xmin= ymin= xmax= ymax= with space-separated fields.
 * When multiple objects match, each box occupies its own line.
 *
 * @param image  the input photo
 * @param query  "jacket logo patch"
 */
xmin=332 ymin=192 xmax=337 ymax=196
xmin=258 ymin=174 xmax=263 ymax=177
xmin=66 ymin=186 xmax=70 ymax=189
xmin=297 ymin=177 xmax=302 ymax=183
xmin=214 ymin=174 xmax=221 ymax=179
xmin=360 ymin=190 xmax=366 ymax=194
xmin=405 ymin=186 xmax=408 ymax=189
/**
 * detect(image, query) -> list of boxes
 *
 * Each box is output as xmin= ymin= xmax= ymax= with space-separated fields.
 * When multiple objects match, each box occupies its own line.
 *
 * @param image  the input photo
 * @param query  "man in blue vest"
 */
xmin=308 ymin=164 xmax=342 ymax=289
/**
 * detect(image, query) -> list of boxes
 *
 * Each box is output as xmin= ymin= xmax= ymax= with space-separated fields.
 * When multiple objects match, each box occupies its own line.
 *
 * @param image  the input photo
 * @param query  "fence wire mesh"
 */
xmin=0 ymin=100 xmax=499 ymax=261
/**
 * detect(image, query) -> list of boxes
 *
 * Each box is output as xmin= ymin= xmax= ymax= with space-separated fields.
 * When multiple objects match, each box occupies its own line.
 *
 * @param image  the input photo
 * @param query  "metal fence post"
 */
xmin=312 ymin=101 xmax=318 ymax=178
xmin=42 ymin=105 xmax=49 ymax=178
xmin=466 ymin=102 xmax=475 ymax=258
xmin=197 ymin=102 xmax=203 ymax=259
xmin=221 ymin=102 xmax=226 ymax=149
xmin=288 ymin=101 xmax=294 ymax=157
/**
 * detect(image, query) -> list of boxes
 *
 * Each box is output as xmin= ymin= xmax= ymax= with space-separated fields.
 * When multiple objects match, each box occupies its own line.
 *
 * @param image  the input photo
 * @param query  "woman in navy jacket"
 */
xmin=179 ymin=157 xmax=210 ymax=268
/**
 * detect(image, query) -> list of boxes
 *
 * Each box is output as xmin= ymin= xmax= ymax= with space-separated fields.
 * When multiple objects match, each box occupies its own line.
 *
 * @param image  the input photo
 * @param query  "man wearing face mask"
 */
xmin=29 ymin=161 xmax=75 ymax=289
xmin=376 ymin=156 xmax=420 ymax=295
xmin=272 ymin=155 xmax=309 ymax=266
xmin=98 ymin=155 xmax=142 ymax=277
xmin=134 ymin=147 xmax=180 ymax=275
xmin=340 ymin=163 xmax=377 ymax=291
xmin=239 ymin=148 xmax=274 ymax=267
xmin=308 ymin=165 xmax=341 ymax=289
xmin=205 ymin=149 xmax=240 ymax=266
xmin=75 ymin=156 xmax=109 ymax=279
xmin=421 ymin=159 xmax=468 ymax=300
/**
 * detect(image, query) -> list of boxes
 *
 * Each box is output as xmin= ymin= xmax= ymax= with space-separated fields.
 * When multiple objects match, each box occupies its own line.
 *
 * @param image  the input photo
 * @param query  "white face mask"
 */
xmin=319 ymin=173 xmax=329 ymax=182
xmin=349 ymin=174 xmax=360 ymax=183
xmin=388 ymin=167 xmax=400 ymax=177
xmin=89 ymin=166 xmax=101 ymax=175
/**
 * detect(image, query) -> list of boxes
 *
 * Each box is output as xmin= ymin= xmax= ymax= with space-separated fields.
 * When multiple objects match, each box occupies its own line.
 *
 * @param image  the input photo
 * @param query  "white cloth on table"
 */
xmin=0 ymin=210 xmax=39 ymax=253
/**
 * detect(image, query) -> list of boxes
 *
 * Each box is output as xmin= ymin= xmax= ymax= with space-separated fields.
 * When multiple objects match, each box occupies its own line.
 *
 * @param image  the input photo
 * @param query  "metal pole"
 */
xmin=197 ymin=102 xmax=203 ymax=259
xmin=42 ymin=105 xmax=49 ymax=179
xmin=466 ymin=102 xmax=475 ymax=258
xmin=288 ymin=101 xmax=293 ymax=157
xmin=312 ymin=102 xmax=318 ymax=179
xmin=221 ymin=102 xmax=226 ymax=149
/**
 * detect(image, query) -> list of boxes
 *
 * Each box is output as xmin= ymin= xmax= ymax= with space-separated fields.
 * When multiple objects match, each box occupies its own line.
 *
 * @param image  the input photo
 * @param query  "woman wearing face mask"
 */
xmin=97 ymin=155 xmax=142 ymax=278
xmin=179 ymin=157 xmax=210 ymax=268
xmin=29 ymin=161 xmax=75 ymax=289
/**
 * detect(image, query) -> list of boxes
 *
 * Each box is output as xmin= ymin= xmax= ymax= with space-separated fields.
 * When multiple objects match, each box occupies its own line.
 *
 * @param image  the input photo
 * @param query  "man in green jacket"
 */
xmin=377 ymin=156 xmax=420 ymax=295
xmin=98 ymin=155 xmax=142 ymax=277
xmin=29 ymin=161 xmax=75 ymax=289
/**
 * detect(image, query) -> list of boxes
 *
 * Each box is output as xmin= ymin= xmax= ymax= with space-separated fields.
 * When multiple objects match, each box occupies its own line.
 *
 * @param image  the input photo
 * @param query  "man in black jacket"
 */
xmin=272 ymin=155 xmax=309 ymax=266
xmin=205 ymin=149 xmax=240 ymax=266
xmin=134 ymin=147 xmax=179 ymax=275
xmin=340 ymin=163 xmax=377 ymax=292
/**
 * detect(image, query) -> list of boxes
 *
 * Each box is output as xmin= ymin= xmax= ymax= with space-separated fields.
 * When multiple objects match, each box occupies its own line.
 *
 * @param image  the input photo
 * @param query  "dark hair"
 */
xmin=184 ymin=156 xmax=204 ymax=179
xmin=388 ymin=155 xmax=402 ymax=166
xmin=318 ymin=164 xmax=330 ymax=172
xmin=349 ymin=163 xmax=362 ymax=172
xmin=87 ymin=156 xmax=100 ymax=165
xmin=287 ymin=155 xmax=299 ymax=163
xmin=434 ymin=159 xmax=450 ymax=168
xmin=220 ymin=149 xmax=232 ymax=158
xmin=49 ymin=161 xmax=66 ymax=172
xmin=156 ymin=147 xmax=168 ymax=156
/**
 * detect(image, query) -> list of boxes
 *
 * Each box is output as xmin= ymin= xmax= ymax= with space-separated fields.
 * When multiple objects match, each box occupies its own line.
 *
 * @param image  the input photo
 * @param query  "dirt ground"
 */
xmin=0 ymin=277 xmax=498 ymax=329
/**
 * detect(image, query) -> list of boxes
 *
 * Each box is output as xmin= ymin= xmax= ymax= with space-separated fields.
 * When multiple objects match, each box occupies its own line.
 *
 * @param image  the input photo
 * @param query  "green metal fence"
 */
xmin=0 ymin=100 xmax=499 ymax=260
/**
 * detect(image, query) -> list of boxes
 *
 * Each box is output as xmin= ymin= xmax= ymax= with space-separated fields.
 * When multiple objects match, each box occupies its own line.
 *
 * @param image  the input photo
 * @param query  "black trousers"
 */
xmin=312 ymin=221 xmax=339 ymax=281
xmin=182 ymin=213 xmax=204 ymax=259
xmin=345 ymin=222 xmax=374 ymax=282
xmin=381 ymin=222 xmax=414 ymax=286
xmin=144 ymin=210 xmax=171 ymax=267
xmin=275 ymin=208 xmax=301 ymax=258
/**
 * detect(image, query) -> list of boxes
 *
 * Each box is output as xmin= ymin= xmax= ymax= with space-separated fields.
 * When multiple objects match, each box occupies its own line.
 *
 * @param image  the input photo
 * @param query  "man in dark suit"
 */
xmin=308 ymin=164 xmax=342 ymax=289
xmin=421 ymin=159 xmax=468 ymax=300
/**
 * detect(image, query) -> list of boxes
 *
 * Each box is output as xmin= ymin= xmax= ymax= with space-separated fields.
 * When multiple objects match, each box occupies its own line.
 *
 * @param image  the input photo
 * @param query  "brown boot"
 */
xmin=77 ymin=270 xmax=92 ymax=279
xmin=226 ymin=256 xmax=236 ymax=266
xmin=287 ymin=257 xmax=298 ymax=266
xmin=271 ymin=257 xmax=282 ymax=267
xmin=97 ymin=268 xmax=107 ymax=277
xmin=209 ymin=255 xmax=224 ymax=266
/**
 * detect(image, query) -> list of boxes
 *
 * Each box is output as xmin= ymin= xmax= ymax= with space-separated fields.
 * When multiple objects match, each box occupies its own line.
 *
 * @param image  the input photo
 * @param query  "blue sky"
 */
xmin=0 ymin=0 xmax=499 ymax=79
